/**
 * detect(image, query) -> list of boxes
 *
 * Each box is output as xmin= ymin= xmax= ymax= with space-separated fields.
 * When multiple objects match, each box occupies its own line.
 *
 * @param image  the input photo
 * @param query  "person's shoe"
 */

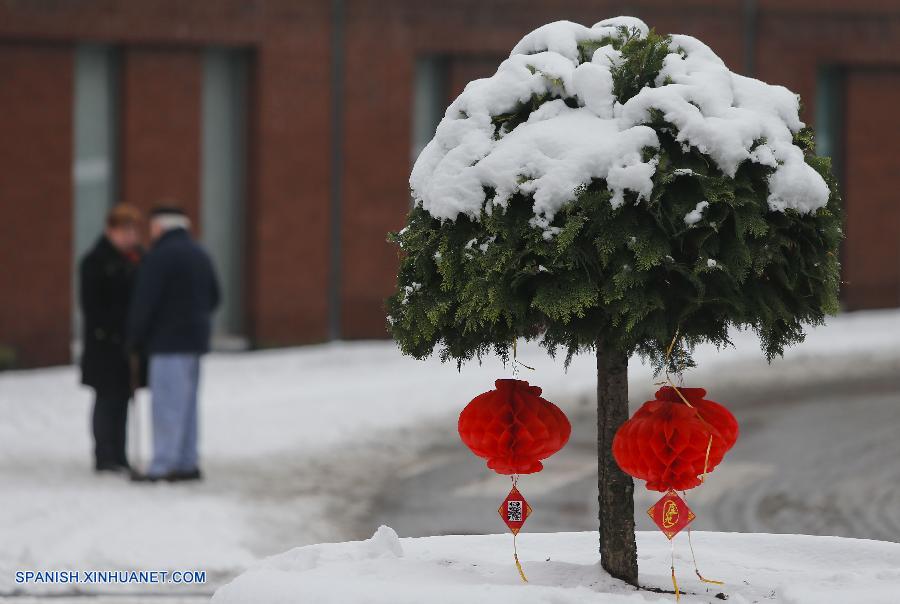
xmin=129 ymin=470 xmax=162 ymax=483
xmin=96 ymin=463 xmax=131 ymax=475
xmin=166 ymin=468 xmax=203 ymax=483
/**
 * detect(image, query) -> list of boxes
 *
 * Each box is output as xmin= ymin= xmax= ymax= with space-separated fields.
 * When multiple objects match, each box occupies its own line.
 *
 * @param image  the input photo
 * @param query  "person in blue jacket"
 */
xmin=127 ymin=205 xmax=220 ymax=482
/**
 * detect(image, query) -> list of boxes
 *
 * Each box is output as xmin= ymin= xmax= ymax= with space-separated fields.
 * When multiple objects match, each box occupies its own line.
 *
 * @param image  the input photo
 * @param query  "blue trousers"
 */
xmin=148 ymin=354 xmax=200 ymax=476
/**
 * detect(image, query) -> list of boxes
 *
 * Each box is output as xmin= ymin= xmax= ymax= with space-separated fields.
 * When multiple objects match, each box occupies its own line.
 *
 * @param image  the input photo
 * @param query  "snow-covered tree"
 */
xmin=388 ymin=17 xmax=842 ymax=584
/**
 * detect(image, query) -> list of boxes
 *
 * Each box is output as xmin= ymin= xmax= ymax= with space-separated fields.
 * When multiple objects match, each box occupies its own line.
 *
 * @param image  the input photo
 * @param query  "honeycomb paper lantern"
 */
xmin=458 ymin=379 xmax=571 ymax=475
xmin=612 ymin=386 xmax=739 ymax=491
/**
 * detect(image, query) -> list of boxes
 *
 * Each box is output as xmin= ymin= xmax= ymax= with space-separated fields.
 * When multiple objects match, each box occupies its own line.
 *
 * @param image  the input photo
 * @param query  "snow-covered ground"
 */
xmin=1 ymin=308 xmax=899 ymax=600
xmin=213 ymin=526 xmax=900 ymax=604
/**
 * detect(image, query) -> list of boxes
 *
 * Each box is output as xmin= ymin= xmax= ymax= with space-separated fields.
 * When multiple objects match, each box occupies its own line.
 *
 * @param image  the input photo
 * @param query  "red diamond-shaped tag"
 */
xmin=498 ymin=486 xmax=532 ymax=535
xmin=648 ymin=489 xmax=695 ymax=540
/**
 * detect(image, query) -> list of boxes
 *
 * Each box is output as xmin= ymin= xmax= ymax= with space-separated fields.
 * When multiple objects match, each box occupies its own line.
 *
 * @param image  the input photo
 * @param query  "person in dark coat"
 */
xmin=127 ymin=205 xmax=220 ymax=482
xmin=79 ymin=204 xmax=145 ymax=473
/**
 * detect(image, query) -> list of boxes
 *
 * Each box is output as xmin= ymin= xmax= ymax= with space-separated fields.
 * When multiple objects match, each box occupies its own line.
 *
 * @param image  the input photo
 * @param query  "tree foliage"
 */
xmin=387 ymin=27 xmax=843 ymax=372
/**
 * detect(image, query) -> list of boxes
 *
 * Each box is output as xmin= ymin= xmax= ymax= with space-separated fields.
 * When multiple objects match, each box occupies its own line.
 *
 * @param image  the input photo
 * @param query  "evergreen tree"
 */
xmin=387 ymin=17 xmax=841 ymax=585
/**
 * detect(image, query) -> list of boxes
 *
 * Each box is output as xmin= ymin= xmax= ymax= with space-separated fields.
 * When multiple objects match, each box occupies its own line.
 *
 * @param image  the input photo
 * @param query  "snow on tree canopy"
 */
xmin=390 ymin=16 xmax=841 ymax=371
xmin=410 ymin=17 xmax=829 ymax=223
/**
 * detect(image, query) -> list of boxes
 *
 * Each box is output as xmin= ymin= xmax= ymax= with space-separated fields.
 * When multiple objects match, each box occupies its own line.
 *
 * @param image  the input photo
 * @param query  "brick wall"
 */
xmin=755 ymin=10 xmax=900 ymax=309
xmin=340 ymin=15 xmax=415 ymax=338
xmin=248 ymin=19 xmax=333 ymax=346
xmin=843 ymin=69 xmax=900 ymax=309
xmin=120 ymin=48 xmax=203 ymax=232
xmin=1 ymin=1 xmax=900 ymax=366
xmin=0 ymin=43 xmax=73 ymax=367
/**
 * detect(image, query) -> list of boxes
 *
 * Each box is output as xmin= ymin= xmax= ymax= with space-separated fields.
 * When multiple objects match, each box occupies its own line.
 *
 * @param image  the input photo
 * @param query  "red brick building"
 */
xmin=1 ymin=1 xmax=898 ymax=367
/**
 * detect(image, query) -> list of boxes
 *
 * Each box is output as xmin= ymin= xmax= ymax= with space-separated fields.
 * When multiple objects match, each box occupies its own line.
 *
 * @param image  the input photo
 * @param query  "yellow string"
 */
xmin=688 ymin=531 xmax=724 ymax=585
xmin=508 ymin=474 xmax=528 ymax=583
xmin=513 ymin=532 xmax=529 ymax=583
xmin=683 ymin=491 xmax=725 ymax=586
xmin=662 ymin=329 xmax=714 ymax=483
xmin=511 ymin=338 xmax=534 ymax=373
xmin=512 ymin=340 xmax=518 ymax=379
xmin=664 ymin=329 xmax=726 ymax=596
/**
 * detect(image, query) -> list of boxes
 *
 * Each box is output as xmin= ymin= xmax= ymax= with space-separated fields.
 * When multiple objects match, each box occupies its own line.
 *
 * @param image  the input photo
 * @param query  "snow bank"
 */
xmin=410 ymin=17 xmax=828 ymax=224
xmin=213 ymin=528 xmax=900 ymax=603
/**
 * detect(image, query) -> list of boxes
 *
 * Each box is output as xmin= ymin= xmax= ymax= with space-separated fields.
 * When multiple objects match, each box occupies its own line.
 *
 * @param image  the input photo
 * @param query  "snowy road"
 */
xmin=372 ymin=354 xmax=900 ymax=542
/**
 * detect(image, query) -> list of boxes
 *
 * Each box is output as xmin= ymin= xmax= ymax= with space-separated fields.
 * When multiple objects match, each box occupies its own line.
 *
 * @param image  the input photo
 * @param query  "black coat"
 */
xmin=80 ymin=236 xmax=145 ymax=395
xmin=127 ymin=228 xmax=220 ymax=355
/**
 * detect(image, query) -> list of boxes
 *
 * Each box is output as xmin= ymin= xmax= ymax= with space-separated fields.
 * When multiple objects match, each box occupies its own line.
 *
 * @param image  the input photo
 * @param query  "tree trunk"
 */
xmin=596 ymin=338 xmax=638 ymax=585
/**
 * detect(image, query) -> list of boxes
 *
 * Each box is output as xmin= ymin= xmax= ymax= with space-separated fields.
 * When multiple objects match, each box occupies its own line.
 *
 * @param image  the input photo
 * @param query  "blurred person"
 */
xmin=79 ymin=203 xmax=146 ymax=474
xmin=127 ymin=206 xmax=219 ymax=483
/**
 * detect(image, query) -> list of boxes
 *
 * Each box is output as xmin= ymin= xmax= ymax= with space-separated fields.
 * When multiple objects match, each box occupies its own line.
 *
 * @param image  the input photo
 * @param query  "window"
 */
xmin=411 ymin=56 xmax=448 ymax=163
xmin=72 ymin=44 xmax=119 ymax=348
xmin=815 ymin=66 xmax=844 ymax=185
xmin=201 ymin=48 xmax=248 ymax=343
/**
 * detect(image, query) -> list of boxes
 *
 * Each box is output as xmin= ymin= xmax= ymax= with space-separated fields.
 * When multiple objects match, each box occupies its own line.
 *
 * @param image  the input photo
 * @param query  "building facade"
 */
xmin=1 ymin=1 xmax=898 ymax=367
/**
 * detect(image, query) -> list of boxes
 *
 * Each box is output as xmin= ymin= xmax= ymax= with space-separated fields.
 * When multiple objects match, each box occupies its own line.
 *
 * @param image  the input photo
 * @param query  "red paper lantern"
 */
xmin=612 ymin=386 xmax=739 ymax=491
xmin=654 ymin=386 xmax=739 ymax=451
xmin=458 ymin=379 xmax=571 ymax=475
